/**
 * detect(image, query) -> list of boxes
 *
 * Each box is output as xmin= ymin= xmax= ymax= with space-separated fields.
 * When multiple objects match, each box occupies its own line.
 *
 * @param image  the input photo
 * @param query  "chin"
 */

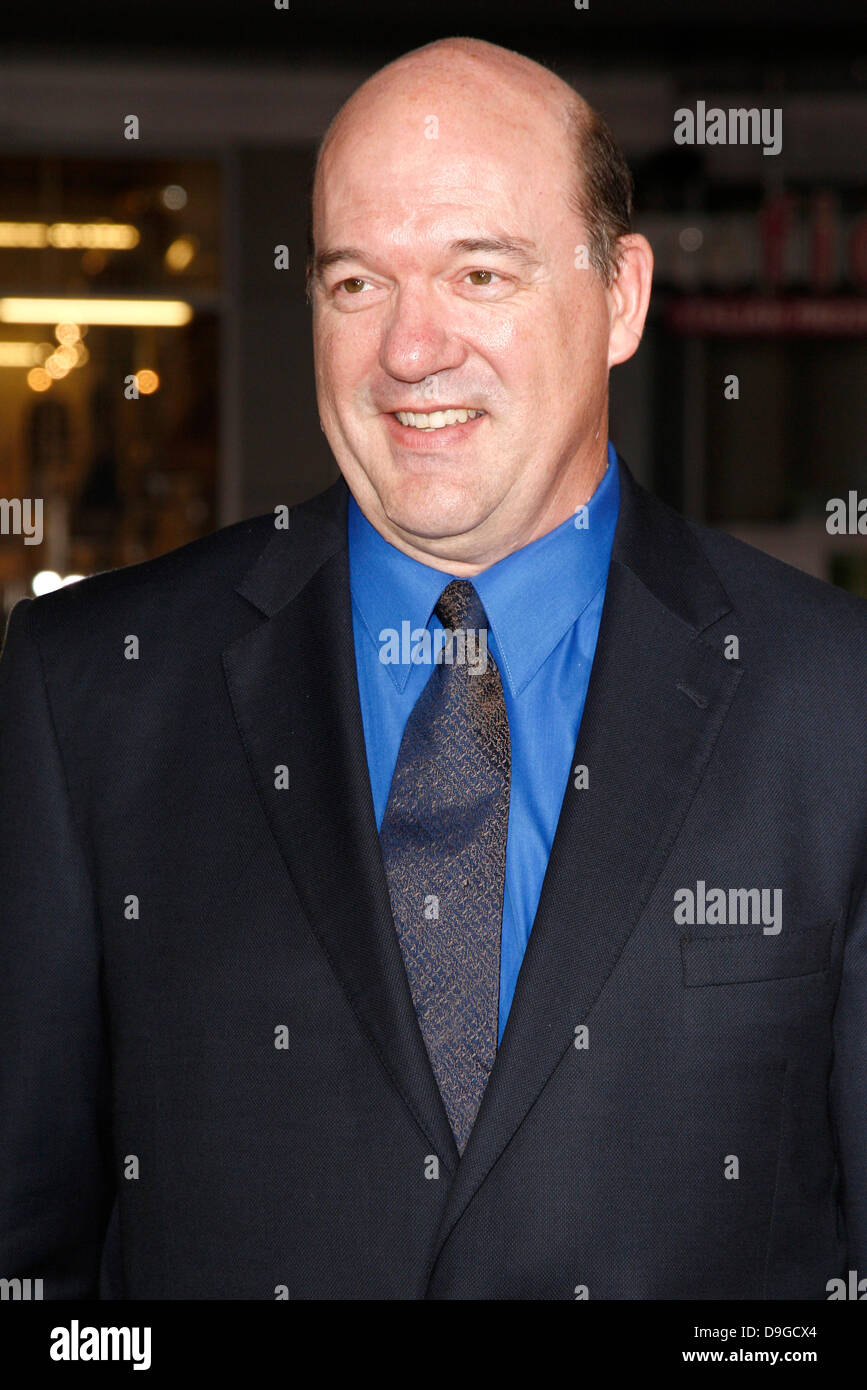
xmin=384 ymin=481 xmax=488 ymax=542
xmin=387 ymin=506 xmax=470 ymax=543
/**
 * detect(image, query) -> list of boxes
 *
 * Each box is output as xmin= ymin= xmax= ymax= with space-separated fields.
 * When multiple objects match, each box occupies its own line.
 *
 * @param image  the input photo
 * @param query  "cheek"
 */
xmin=313 ymin=357 xmax=352 ymax=432
xmin=470 ymin=313 xmax=518 ymax=355
xmin=551 ymin=298 xmax=610 ymax=385
xmin=315 ymin=314 xmax=378 ymax=391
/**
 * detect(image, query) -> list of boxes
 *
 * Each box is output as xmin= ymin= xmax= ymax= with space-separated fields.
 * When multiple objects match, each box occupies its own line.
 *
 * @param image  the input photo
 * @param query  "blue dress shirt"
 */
xmin=348 ymin=441 xmax=620 ymax=1043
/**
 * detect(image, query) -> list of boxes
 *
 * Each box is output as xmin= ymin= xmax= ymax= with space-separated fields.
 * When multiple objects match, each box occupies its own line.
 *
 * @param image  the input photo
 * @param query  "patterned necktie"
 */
xmin=379 ymin=579 xmax=511 ymax=1154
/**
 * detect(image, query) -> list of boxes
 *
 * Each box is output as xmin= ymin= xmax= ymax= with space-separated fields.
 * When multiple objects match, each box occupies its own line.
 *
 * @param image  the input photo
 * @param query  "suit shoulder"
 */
xmin=15 ymin=502 xmax=337 ymax=670
xmin=21 ymin=512 xmax=271 ymax=636
xmin=686 ymin=515 xmax=867 ymax=639
xmin=18 ymin=476 xmax=347 ymax=657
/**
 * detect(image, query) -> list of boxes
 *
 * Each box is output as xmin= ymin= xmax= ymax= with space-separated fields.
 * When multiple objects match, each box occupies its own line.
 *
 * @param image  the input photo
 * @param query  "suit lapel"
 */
xmin=425 ymin=458 xmax=744 ymax=1272
xmin=221 ymin=458 xmax=746 ymax=1253
xmin=222 ymin=482 xmax=459 ymax=1171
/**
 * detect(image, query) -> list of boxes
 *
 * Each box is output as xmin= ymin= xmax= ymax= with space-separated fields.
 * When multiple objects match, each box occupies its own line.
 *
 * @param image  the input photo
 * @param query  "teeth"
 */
xmin=394 ymin=408 xmax=484 ymax=430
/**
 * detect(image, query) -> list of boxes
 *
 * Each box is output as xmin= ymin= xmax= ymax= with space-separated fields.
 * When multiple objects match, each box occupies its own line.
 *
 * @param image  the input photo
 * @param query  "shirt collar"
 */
xmin=348 ymin=440 xmax=620 ymax=696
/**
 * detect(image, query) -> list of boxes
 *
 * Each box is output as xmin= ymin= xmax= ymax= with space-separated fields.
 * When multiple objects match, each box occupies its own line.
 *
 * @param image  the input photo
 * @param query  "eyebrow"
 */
xmin=447 ymin=237 xmax=542 ymax=270
xmin=311 ymin=235 xmax=543 ymax=284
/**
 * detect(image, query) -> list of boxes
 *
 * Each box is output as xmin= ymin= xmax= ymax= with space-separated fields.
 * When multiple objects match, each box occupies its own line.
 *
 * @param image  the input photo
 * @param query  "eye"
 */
xmin=336 ymin=277 xmax=368 ymax=295
xmin=465 ymin=269 xmax=500 ymax=286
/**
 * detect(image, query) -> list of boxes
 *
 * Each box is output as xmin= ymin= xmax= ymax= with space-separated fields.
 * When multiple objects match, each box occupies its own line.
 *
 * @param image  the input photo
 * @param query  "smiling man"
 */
xmin=1 ymin=37 xmax=866 ymax=1302
xmin=309 ymin=38 xmax=649 ymax=570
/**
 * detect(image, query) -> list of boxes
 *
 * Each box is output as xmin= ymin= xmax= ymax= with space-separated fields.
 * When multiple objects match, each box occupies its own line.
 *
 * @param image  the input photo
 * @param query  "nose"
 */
xmin=378 ymin=279 xmax=467 ymax=384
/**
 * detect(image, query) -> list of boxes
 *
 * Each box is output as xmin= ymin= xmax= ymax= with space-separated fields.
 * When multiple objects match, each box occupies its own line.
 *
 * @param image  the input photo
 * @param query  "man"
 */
xmin=1 ymin=37 xmax=865 ymax=1300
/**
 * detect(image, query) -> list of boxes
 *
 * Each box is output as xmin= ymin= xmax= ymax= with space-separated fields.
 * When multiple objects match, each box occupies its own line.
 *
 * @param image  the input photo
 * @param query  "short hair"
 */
xmin=305 ymin=82 xmax=634 ymax=297
xmin=563 ymin=96 xmax=634 ymax=286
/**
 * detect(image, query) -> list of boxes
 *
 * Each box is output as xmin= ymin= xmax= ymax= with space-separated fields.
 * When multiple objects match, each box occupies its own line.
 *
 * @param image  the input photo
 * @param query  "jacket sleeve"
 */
xmin=830 ymin=864 xmax=867 ymax=1273
xmin=0 ymin=597 xmax=114 ymax=1297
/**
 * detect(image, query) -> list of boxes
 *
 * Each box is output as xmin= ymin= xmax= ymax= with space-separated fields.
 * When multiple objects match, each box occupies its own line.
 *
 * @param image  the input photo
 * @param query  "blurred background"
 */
xmin=1 ymin=0 xmax=866 ymax=626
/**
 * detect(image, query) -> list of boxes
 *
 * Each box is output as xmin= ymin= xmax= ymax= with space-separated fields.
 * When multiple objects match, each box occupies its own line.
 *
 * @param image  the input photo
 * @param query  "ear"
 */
xmin=606 ymin=234 xmax=654 ymax=368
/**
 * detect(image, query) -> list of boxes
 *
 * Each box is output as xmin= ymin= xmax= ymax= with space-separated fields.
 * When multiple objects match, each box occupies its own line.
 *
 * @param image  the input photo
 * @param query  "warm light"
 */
xmin=26 ymin=367 xmax=52 ymax=391
xmin=53 ymin=344 xmax=78 ymax=370
xmin=0 ymin=221 xmax=139 ymax=249
xmin=0 ymin=299 xmax=193 ymax=326
xmin=0 ymin=341 xmax=41 ymax=366
xmin=136 ymin=369 xmax=159 ymax=394
xmin=12 ymin=337 xmax=88 ymax=373
xmin=44 ymin=354 xmax=70 ymax=379
xmin=32 ymin=570 xmax=61 ymax=595
xmin=0 ymin=223 xmax=47 ymax=247
xmin=60 ymin=574 xmax=85 ymax=586
xmin=164 ymin=236 xmax=197 ymax=272
xmin=48 ymin=222 xmax=139 ymax=249
xmin=55 ymin=322 xmax=81 ymax=344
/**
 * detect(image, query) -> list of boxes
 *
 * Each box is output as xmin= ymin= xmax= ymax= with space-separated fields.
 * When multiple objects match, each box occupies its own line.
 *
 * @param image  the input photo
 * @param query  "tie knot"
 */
xmin=434 ymin=579 xmax=487 ymax=633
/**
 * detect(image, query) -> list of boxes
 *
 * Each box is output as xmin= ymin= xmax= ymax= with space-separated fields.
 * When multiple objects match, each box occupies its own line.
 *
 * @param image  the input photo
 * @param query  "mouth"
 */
xmin=391 ymin=407 xmax=485 ymax=432
xmin=383 ymin=407 xmax=488 ymax=451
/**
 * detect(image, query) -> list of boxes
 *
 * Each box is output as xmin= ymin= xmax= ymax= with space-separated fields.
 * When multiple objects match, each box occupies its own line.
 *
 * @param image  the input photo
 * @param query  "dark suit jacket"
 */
xmin=1 ymin=455 xmax=865 ymax=1300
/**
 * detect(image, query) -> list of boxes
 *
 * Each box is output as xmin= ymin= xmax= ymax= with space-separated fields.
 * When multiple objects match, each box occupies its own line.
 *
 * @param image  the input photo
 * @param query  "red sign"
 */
xmin=666 ymin=296 xmax=867 ymax=336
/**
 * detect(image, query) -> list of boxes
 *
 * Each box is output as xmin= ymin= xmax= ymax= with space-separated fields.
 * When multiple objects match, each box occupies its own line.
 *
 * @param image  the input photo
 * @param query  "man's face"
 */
xmin=311 ymin=72 xmax=622 ymax=568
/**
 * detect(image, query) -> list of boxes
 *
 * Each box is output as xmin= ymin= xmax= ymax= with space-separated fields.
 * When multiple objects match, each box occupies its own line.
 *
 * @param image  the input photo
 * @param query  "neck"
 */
xmin=374 ymin=441 xmax=610 ymax=576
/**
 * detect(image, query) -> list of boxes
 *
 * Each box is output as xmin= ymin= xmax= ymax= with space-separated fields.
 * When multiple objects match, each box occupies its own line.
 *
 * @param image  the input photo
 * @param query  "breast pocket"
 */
xmin=680 ymin=920 xmax=835 ymax=987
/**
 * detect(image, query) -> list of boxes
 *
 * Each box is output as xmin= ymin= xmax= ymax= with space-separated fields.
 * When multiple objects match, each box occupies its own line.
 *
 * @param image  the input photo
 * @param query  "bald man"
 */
xmin=1 ymin=38 xmax=865 ymax=1301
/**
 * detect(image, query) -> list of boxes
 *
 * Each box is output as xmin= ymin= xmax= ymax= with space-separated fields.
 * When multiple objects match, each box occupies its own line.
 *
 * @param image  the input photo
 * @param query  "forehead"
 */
xmin=315 ymin=80 xmax=574 ymax=249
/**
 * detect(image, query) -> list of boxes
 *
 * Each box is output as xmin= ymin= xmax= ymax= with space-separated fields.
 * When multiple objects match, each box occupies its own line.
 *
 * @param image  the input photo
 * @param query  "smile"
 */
xmin=393 ymin=408 xmax=485 ymax=431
